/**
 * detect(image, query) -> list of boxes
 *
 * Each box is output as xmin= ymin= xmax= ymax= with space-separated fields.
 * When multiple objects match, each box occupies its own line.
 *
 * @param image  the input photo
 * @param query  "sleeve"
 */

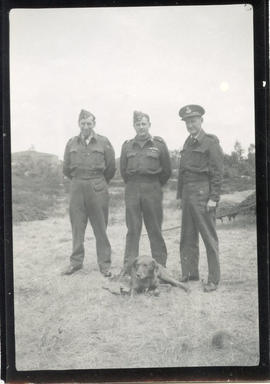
xmin=208 ymin=140 xmax=224 ymax=202
xmin=63 ymin=140 xmax=72 ymax=179
xmin=120 ymin=142 xmax=128 ymax=183
xmin=176 ymin=162 xmax=183 ymax=199
xmin=159 ymin=141 xmax=172 ymax=186
xmin=103 ymin=138 xmax=116 ymax=183
xmin=176 ymin=143 xmax=188 ymax=200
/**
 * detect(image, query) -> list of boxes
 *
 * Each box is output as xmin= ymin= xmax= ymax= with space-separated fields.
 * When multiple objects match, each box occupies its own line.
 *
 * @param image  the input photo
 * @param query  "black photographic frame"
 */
xmin=1 ymin=0 xmax=269 ymax=382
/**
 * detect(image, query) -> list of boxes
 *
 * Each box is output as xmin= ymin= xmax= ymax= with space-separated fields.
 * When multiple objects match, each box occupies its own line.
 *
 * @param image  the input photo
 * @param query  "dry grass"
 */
xmin=13 ymin=188 xmax=259 ymax=370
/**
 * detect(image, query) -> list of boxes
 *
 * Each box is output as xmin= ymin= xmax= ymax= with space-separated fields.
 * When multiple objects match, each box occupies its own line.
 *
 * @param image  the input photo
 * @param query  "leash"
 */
xmin=142 ymin=224 xmax=181 ymax=236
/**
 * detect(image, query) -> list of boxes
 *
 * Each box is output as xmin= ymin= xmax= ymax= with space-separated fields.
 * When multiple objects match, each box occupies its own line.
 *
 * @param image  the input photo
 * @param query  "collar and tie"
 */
xmin=189 ymin=129 xmax=204 ymax=145
xmin=80 ymin=131 xmax=96 ymax=146
xmin=133 ymin=134 xmax=153 ymax=148
xmin=189 ymin=136 xmax=198 ymax=146
xmin=85 ymin=137 xmax=91 ymax=146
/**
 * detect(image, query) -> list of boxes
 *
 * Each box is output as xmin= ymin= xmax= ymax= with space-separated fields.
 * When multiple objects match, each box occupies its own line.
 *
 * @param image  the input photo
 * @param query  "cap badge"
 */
xmin=185 ymin=107 xmax=192 ymax=114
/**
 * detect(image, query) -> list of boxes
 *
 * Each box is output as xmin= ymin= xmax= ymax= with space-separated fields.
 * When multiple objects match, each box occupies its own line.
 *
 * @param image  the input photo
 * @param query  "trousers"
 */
xmin=124 ymin=180 xmax=167 ymax=268
xmin=180 ymin=181 xmax=220 ymax=284
xmin=69 ymin=177 xmax=111 ymax=273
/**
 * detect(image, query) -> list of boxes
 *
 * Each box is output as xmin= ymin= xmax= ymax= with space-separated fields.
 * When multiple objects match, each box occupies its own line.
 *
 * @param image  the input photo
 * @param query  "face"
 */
xmin=79 ymin=116 xmax=95 ymax=138
xmin=134 ymin=257 xmax=157 ymax=280
xmin=184 ymin=116 xmax=202 ymax=136
xmin=134 ymin=116 xmax=151 ymax=139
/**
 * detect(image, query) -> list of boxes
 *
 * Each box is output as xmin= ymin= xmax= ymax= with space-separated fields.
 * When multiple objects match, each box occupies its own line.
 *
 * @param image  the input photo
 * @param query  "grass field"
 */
xmin=13 ymin=188 xmax=259 ymax=370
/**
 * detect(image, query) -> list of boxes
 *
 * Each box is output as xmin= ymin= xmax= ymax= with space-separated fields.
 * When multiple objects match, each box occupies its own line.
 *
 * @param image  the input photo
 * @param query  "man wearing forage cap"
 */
xmin=120 ymin=110 xmax=172 ymax=270
xmin=177 ymin=104 xmax=223 ymax=292
xmin=62 ymin=109 xmax=116 ymax=276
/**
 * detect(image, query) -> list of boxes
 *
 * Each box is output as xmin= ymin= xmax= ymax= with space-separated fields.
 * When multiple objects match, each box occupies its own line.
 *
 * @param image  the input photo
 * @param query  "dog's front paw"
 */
xmin=145 ymin=288 xmax=160 ymax=297
xmin=120 ymin=283 xmax=131 ymax=295
xmin=185 ymin=286 xmax=191 ymax=294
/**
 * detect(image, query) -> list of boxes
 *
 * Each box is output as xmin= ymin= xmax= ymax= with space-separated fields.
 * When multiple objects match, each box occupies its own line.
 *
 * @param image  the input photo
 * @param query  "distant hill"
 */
xmin=12 ymin=150 xmax=63 ymax=222
xmin=12 ymin=150 xmax=61 ymax=177
xmin=12 ymin=149 xmax=59 ymax=159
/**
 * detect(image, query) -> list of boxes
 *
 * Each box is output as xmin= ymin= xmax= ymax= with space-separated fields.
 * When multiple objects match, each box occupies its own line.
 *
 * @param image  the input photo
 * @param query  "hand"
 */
xmin=176 ymin=199 xmax=182 ymax=210
xmin=206 ymin=199 xmax=217 ymax=212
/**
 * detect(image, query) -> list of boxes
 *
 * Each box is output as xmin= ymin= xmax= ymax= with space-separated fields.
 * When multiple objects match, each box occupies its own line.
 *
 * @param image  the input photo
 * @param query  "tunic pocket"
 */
xmin=197 ymin=187 xmax=209 ymax=199
xmin=126 ymin=151 xmax=137 ymax=170
xmin=92 ymin=178 xmax=107 ymax=192
xmin=195 ymin=184 xmax=210 ymax=210
xmin=92 ymin=148 xmax=105 ymax=168
xmin=191 ymin=148 xmax=207 ymax=167
xmin=145 ymin=150 xmax=160 ymax=171
xmin=69 ymin=148 xmax=79 ymax=167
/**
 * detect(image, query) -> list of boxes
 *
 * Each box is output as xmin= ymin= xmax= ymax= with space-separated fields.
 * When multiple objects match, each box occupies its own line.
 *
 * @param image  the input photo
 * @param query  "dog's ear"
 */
xmin=151 ymin=259 xmax=159 ymax=272
xmin=132 ymin=258 xmax=138 ymax=270
xmin=124 ymin=258 xmax=137 ymax=275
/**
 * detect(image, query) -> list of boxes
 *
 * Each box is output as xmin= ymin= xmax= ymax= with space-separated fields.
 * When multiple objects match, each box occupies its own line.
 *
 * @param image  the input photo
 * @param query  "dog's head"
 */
xmin=132 ymin=256 xmax=158 ymax=280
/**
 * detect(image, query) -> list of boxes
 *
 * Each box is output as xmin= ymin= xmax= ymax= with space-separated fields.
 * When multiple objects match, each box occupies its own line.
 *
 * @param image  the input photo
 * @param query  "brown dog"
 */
xmin=130 ymin=255 xmax=190 ymax=295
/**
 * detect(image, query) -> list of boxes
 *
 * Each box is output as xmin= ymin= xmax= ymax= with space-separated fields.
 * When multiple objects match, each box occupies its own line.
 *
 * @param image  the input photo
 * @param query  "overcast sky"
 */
xmin=10 ymin=4 xmax=254 ymax=158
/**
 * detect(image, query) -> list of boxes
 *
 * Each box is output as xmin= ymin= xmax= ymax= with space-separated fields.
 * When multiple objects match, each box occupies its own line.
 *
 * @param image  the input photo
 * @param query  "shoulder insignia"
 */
xmin=205 ymin=133 xmax=219 ymax=143
xmin=68 ymin=136 xmax=78 ymax=145
xmin=105 ymin=142 xmax=112 ymax=149
xmin=123 ymin=139 xmax=133 ymax=145
xmin=153 ymin=136 xmax=165 ymax=143
xmin=96 ymin=134 xmax=112 ymax=146
xmin=96 ymin=134 xmax=106 ymax=141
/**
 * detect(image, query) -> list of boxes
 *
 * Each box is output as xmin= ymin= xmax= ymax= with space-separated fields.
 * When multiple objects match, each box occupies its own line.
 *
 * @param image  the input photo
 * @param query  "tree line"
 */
xmin=170 ymin=141 xmax=255 ymax=180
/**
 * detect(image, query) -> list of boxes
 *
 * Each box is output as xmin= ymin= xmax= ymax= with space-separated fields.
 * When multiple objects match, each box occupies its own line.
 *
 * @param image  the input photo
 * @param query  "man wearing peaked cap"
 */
xmin=177 ymin=104 xmax=224 ymax=292
xmin=120 ymin=110 xmax=172 ymax=270
xmin=62 ymin=109 xmax=116 ymax=277
xmin=179 ymin=104 xmax=205 ymax=120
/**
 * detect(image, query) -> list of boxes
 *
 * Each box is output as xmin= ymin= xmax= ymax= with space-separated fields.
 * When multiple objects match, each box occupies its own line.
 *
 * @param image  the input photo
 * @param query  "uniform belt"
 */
xmin=72 ymin=169 xmax=104 ymax=180
xmin=127 ymin=174 xmax=160 ymax=183
xmin=182 ymin=171 xmax=209 ymax=184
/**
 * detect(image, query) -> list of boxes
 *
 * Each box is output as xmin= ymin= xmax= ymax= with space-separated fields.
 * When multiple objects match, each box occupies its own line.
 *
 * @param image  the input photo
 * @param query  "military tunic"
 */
xmin=120 ymin=134 xmax=172 ymax=268
xmin=63 ymin=132 xmax=115 ymax=273
xmin=177 ymin=129 xmax=223 ymax=284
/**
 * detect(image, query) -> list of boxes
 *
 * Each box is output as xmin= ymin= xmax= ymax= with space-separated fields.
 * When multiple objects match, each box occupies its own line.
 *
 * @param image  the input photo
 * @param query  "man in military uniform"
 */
xmin=62 ymin=109 xmax=116 ymax=276
xmin=177 ymin=105 xmax=223 ymax=292
xmin=120 ymin=111 xmax=172 ymax=270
